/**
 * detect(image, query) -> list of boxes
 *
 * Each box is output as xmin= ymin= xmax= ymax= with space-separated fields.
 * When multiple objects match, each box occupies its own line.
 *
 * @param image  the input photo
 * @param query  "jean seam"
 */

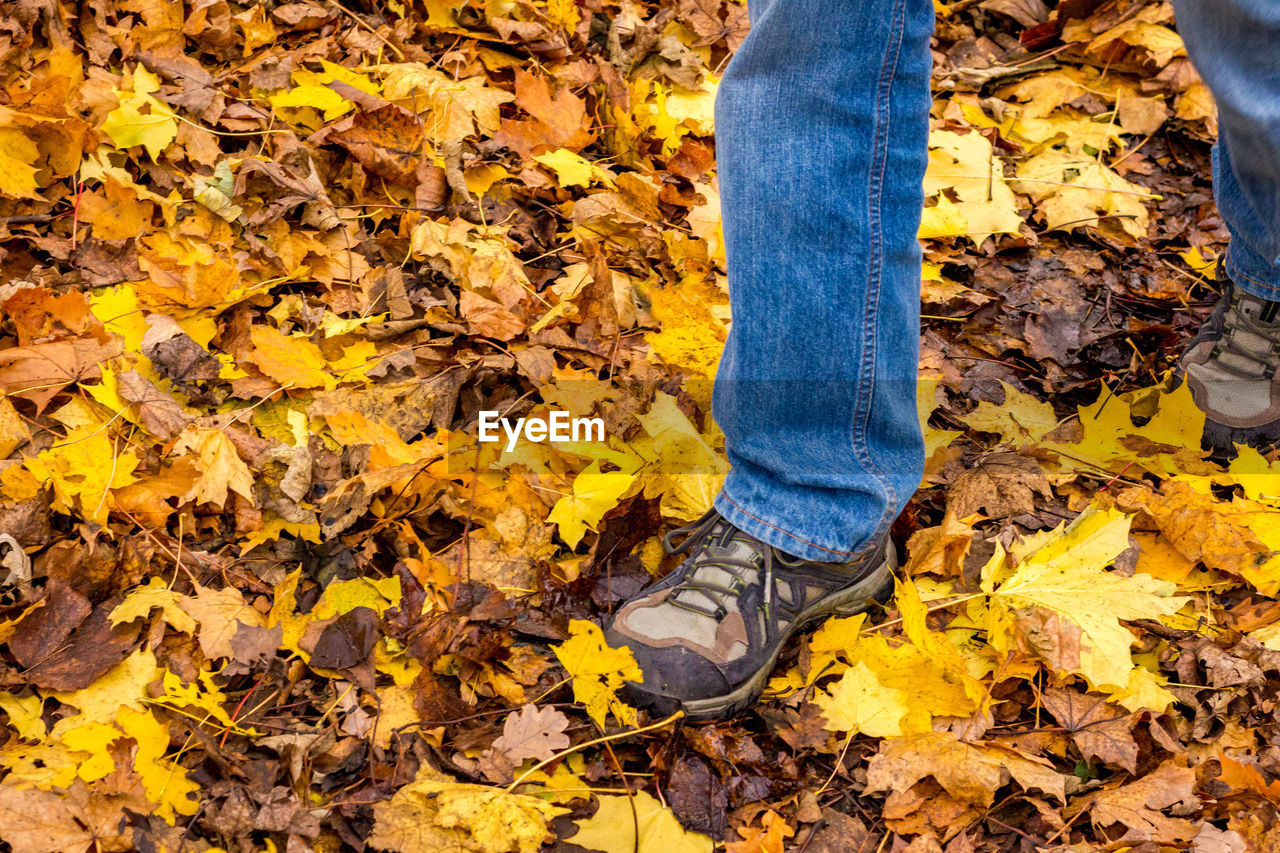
xmin=851 ymin=0 xmax=908 ymax=553
xmin=719 ymin=492 xmax=868 ymax=559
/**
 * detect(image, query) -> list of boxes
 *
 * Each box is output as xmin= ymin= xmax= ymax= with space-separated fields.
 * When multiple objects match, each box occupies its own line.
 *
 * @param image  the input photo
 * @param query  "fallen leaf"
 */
xmin=551 ymin=619 xmax=642 ymax=728
xmin=490 ymin=704 xmax=571 ymax=765
xmin=369 ymin=767 xmax=566 ymax=853
xmin=1084 ymin=761 xmax=1199 ymax=844
xmin=571 ymin=790 xmax=713 ymax=853
xmin=813 ymin=661 xmax=911 ymax=737
xmin=984 ymin=506 xmax=1188 ymax=688
xmin=1040 ymin=687 xmax=1139 ymax=772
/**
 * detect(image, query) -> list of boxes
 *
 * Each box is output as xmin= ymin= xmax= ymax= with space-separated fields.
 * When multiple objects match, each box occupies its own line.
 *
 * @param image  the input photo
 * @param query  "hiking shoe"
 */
xmin=1179 ymin=266 xmax=1280 ymax=458
xmin=602 ymin=508 xmax=895 ymax=722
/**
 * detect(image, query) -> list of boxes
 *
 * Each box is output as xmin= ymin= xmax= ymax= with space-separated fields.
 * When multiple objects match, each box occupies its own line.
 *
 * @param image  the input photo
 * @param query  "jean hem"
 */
xmin=1226 ymin=246 xmax=1280 ymax=301
xmin=713 ymin=490 xmax=881 ymax=563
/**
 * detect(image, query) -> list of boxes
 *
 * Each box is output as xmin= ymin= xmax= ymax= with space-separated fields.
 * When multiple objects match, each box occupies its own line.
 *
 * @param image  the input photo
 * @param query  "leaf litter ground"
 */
xmin=1 ymin=0 xmax=1279 ymax=851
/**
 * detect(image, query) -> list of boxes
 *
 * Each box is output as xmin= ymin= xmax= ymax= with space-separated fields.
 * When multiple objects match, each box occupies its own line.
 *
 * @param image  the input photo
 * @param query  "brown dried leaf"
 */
xmin=946 ymin=452 xmax=1052 ymax=518
xmin=1085 ymin=761 xmax=1199 ymax=844
xmin=1040 ymin=688 xmax=1140 ymax=773
xmin=0 ymin=337 xmax=121 ymax=413
xmin=490 ymin=703 xmax=571 ymax=766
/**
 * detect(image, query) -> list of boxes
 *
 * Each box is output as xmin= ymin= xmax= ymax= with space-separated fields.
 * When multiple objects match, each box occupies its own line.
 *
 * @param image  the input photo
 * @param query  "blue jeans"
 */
xmin=1174 ymin=0 xmax=1280 ymax=300
xmin=710 ymin=0 xmax=1280 ymax=561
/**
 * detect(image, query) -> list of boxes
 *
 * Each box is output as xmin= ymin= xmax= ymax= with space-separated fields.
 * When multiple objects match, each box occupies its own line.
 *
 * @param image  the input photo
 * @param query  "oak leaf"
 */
xmin=490 ymin=704 xmax=571 ymax=765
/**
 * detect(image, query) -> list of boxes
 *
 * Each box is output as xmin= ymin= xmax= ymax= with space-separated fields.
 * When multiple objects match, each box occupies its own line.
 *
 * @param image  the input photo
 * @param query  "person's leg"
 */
xmin=1173 ymin=0 xmax=1280 ymax=453
xmin=1173 ymin=0 xmax=1280 ymax=298
xmin=604 ymin=0 xmax=934 ymax=720
xmin=711 ymin=0 xmax=934 ymax=561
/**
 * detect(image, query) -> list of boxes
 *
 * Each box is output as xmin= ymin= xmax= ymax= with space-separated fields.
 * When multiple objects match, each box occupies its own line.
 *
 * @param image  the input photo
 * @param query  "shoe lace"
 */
xmin=661 ymin=509 xmax=800 ymax=623
xmin=1214 ymin=295 xmax=1280 ymax=379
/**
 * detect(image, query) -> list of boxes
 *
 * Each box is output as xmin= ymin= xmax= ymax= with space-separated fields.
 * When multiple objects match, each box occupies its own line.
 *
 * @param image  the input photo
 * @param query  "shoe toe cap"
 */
xmin=603 ymin=618 xmax=735 ymax=707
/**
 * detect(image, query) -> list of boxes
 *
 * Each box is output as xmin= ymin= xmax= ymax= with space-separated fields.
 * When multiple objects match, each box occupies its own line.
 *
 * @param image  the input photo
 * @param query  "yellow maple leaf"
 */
xmin=921 ymin=129 xmax=1024 ymax=244
xmin=644 ymin=276 xmax=727 ymax=381
xmin=151 ymin=669 xmax=259 ymax=735
xmin=639 ymin=78 xmax=718 ymax=155
xmin=962 ymin=381 xmax=1059 ymax=445
xmin=1179 ymin=245 xmax=1218 ymax=276
xmin=551 ymin=619 xmax=641 ymax=728
xmin=268 ymin=568 xmax=311 ymax=656
xmin=633 ymin=392 xmax=728 ymax=522
xmin=23 ymin=428 xmax=140 ymax=525
xmin=310 ymin=575 xmax=403 ymax=620
xmin=1013 ymin=150 xmax=1155 ymax=239
xmin=918 ymin=375 xmax=961 ymax=468
xmin=570 ymin=790 xmax=713 ymax=853
xmin=808 ymin=580 xmax=984 ymax=730
xmin=0 ymin=395 xmax=31 ymax=457
xmin=45 ymin=649 xmax=160 ymax=724
xmin=378 ymin=64 xmax=514 ymax=140
xmin=0 ymin=127 xmax=40 ymax=198
xmin=238 ymin=516 xmax=323 ymax=554
xmin=268 ymin=62 xmax=375 ymax=125
xmin=246 ymin=324 xmax=333 ymax=389
xmin=545 ymin=0 xmax=581 ymax=31
xmin=101 ymin=65 xmax=177 ymax=160
xmin=0 ymin=693 xmax=45 ymax=741
xmin=812 ymin=661 xmax=910 ymax=737
xmin=1108 ymin=665 xmax=1176 ymax=714
xmin=170 ymin=427 xmax=255 ymax=508
xmin=983 ymin=506 xmax=1188 ymax=689
xmin=51 ymin=717 xmax=120 ymax=782
xmin=116 ymin=706 xmax=201 ymax=819
xmin=547 ymin=460 xmax=636 ymax=549
xmin=110 ymin=577 xmax=198 ymax=634
xmin=533 ymin=148 xmax=616 ymax=189
xmin=369 ymin=766 xmax=567 ymax=853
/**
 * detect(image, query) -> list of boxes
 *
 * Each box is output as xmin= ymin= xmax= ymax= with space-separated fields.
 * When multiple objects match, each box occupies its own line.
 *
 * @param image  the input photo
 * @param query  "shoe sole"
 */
xmin=625 ymin=539 xmax=898 ymax=723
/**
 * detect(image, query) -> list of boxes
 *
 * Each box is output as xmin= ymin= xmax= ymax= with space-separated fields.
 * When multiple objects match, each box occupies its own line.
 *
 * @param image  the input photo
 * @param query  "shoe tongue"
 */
xmin=700 ymin=521 xmax=766 ymax=568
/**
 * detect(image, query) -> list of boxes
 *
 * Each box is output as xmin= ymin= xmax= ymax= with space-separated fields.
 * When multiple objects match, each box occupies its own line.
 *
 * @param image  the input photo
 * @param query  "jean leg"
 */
xmin=709 ymin=0 xmax=934 ymax=561
xmin=1173 ymin=0 xmax=1280 ymax=298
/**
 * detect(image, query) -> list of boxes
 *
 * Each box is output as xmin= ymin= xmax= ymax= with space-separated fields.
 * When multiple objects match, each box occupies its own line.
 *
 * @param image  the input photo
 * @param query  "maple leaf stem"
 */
xmin=505 ymin=710 xmax=684 ymax=794
xmin=814 ymin=729 xmax=857 ymax=797
xmin=870 ymin=591 xmax=986 ymax=633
